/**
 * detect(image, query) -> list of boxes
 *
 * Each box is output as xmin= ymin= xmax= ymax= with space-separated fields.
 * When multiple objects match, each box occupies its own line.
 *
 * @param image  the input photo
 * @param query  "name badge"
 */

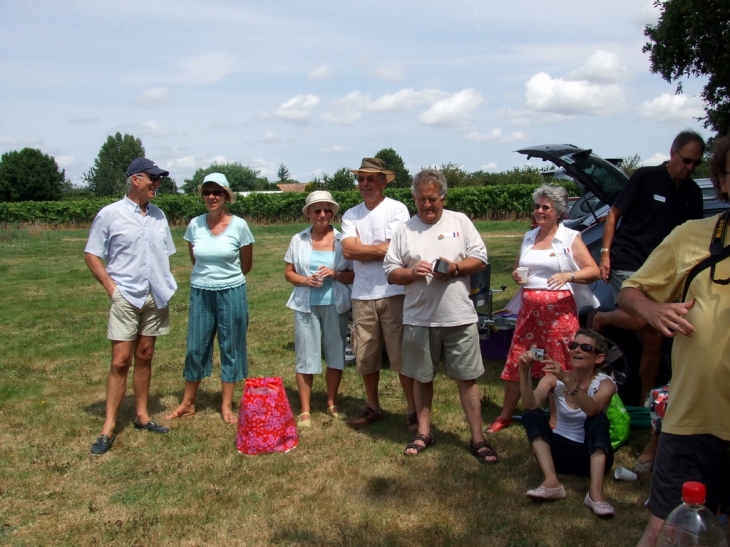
xmin=438 ymin=232 xmax=460 ymax=240
xmin=653 ymin=194 xmax=666 ymax=203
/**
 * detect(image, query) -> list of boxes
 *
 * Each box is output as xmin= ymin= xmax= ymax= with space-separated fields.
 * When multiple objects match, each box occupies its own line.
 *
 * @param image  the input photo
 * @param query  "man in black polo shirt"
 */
xmin=591 ymin=130 xmax=704 ymax=401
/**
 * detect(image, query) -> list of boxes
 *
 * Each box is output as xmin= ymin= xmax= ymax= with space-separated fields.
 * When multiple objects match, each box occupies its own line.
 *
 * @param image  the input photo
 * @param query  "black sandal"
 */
xmin=470 ymin=439 xmax=498 ymax=464
xmin=404 ymin=433 xmax=435 ymax=456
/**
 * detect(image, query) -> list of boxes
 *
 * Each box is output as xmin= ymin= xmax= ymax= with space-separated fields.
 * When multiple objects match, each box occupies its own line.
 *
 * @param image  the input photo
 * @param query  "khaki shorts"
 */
xmin=351 ymin=295 xmax=404 ymax=375
xmin=108 ymin=288 xmax=170 ymax=341
xmin=402 ymin=323 xmax=484 ymax=383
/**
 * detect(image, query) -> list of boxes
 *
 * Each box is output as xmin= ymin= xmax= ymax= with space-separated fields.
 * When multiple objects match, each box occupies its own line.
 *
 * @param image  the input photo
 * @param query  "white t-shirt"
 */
xmin=341 ymin=197 xmax=410 ymax=300
xmin=383 ymin=209 xmax=489 ymax=327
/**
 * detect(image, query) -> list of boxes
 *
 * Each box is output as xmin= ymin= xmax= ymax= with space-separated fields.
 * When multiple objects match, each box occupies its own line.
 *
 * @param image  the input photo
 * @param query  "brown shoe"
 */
xmin=349 ymin=407 xmax=384 ymax=429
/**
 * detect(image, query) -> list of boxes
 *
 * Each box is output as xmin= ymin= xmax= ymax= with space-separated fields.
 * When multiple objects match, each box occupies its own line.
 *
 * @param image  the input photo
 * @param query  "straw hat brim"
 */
xmin=349 ymin=168 xmax=396 ymax=184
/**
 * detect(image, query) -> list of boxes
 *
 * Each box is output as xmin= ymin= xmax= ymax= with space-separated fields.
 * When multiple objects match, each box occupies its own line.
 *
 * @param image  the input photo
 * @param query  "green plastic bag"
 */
xmin=606 ymin=393 xmax=630 ymax=449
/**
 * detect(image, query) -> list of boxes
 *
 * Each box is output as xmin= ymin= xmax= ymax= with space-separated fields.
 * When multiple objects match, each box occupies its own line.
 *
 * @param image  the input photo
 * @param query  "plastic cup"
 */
xmin=516 ymin=267 xmax=529 ymax=283
xmin=614 ymin=466 xmax=637 ymax=482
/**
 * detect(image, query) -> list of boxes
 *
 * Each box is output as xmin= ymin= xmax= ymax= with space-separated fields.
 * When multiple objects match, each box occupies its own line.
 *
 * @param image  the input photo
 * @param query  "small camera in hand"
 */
xmin=531 ymin=348 xmax=545 ymax=361
xmin=433 ymin=259 xmax=450 ymax=275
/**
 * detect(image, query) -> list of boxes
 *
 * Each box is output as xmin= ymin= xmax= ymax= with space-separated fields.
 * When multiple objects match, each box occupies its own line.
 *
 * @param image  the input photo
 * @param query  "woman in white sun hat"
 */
xmin=284 ymin=191 xmax=354 ymax=428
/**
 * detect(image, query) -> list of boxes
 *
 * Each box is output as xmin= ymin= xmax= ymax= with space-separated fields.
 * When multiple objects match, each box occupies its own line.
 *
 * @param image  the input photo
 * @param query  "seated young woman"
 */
xmin=518 ymin=328 xmax=617 ymax=516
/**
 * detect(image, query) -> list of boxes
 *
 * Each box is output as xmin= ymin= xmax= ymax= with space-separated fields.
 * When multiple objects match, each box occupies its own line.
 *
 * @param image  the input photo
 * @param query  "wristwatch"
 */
xmin=453 ymin=263 xmax=460 ymax=277
xmin=600 ymin=248 xmax=610 ymax=253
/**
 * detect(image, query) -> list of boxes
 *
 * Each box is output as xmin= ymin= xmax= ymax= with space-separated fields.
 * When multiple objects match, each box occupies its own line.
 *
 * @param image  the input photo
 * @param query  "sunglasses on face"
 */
xmin=676 ymin=151 xmax=703 ymax=168
xmin=568 ymin=341 xmax=597 ymax=353
xmin=137 ymin=173 xmax=162 ymax=182
xmin=533 ymin=204 xmax=554 ymax=212
xmin=312 ymin=208 xmax=332 ymax=215
xmin=203 ymin=190 xmax=224 ymax=197
xmin=357 ymin=175 xmax=379 ymax=184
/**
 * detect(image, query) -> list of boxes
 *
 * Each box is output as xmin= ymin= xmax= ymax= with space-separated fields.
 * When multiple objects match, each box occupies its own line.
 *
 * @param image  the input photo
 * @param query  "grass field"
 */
xmin=0 ymin=220 xmax=653 ymax=547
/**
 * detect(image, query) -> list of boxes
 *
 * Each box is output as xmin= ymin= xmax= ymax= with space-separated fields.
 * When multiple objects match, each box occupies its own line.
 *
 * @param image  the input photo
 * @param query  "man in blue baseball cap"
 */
xmin=84 ymin=157 xmax=177 ymax=455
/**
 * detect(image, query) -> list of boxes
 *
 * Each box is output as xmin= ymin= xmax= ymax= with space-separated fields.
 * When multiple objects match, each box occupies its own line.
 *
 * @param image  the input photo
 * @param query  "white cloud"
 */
xmin=565 ymin=50 xmax=628 ymax=84
xmin=637 ymin=93 xmax=705 ymax=122
xmin=525 ymin=72 xmax=624 ymax=115
xmin=273 ymin=94 xmax=321 ymax=123
xmin=419 ymin=88 xmax=483 ymax=126
xmin=178 ymin=52 xmax=236 ymax=85
xmin=137 ymin=121 xmax=170 ymax=137
xmin=320 ymin=145 xmax=351 ymax=153
xmin=66 ymin=117 xmax=98 ymax=125
xmin=0 ymin=136 xmax=40 ymax=147
xmin=209 ymin=120 xmax=237 ymax=130
xmin=135 ymin=87 xmax=170 ymax=107
xmin=481 ymin=162 xmax=498 ymax=170
xmin=643 ymin=153 xmax=669 ymax=166
xmin=55 ymin=155 xmax=75 ymax=168
xmin=370 ymin=89 xmax=445 ymax=112
xmin=463 ymin=128 xmax=527 ymax=143
xmin=308 ymin=66 xmax=333 ymax=80
xmin=370 ymin=66 xmax=407 ymax=82
xmin=498 ymin=106 xmax=571 ymax=126
xmin=263 ymin=131 xmax=282 ymax=142
xmin=636 ymin=0 xmax=661 ymax=25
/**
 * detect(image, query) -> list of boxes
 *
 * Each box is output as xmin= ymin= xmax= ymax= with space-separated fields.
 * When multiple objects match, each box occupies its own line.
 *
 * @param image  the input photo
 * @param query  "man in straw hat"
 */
xmin=342 ymin=158 xmax=417 ymax=430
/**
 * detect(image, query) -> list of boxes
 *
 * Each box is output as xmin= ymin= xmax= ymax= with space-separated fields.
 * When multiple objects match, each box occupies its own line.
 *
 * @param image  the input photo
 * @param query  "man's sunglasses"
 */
xmin=357 ymin=175 xmax=379 ymax=183
xmin=676 ymin=151 xmax=703 ymax=168
xmin=136 ymin=173 xmax=162 ymax=182
xmin=203 ymin=190 xmax=224 ymax=197
xmin=568 ymin=342 xmax=598 ymax=353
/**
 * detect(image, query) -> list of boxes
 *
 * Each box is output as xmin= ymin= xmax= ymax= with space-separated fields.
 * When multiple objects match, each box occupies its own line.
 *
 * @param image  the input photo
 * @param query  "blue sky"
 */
xmin=0 ymin=0 xmax=709 ymax=186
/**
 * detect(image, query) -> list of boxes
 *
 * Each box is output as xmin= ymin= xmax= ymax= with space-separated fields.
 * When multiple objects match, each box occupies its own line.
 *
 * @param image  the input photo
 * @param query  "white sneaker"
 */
xmin=584 ymin=492 xmax=615 ymax=516
xmin=526 ymin=485 xmax=566 ymax=500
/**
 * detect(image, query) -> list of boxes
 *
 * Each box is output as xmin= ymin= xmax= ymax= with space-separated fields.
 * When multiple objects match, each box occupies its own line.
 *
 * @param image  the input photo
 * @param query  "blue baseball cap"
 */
xmin=126 ymin=157 xmax=169 ymax=177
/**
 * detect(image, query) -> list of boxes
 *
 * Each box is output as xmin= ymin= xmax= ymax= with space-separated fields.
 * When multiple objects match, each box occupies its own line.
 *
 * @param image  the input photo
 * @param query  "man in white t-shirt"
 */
xmin=383 ymin=169 xmax=497 ymax=463
xmin=341 ymin=158 xmax=416 ymax=430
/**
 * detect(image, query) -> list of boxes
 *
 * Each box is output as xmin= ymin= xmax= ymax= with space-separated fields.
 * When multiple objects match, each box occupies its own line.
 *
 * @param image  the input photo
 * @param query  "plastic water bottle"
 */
xmin=657 ymin=482 xmax=728 ymax=546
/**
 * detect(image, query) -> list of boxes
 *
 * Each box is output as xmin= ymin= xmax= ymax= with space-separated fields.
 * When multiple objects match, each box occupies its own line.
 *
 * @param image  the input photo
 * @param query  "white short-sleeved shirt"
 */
xmin=340 ymin=197 xmax=410 ymax=300
xmin=85 ymin=196 xmax=177 ymax=308
xmin=383 ymin=209 xmax=489 ymax=327
xmin=184 ymin=215 xmax=254 ymax=290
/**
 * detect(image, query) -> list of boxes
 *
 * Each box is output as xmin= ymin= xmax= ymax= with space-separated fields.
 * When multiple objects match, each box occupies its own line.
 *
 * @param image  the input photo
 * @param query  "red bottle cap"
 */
xmin=682 ymin=481 xmax=706 ymax=504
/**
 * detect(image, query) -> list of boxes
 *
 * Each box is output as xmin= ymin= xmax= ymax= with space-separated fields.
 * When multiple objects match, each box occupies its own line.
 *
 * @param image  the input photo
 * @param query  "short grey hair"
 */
xmin=533 ymin=184 xmax=569 ymax=217
xmin=126 ymin=176 xmax=134 ymax=192
xmin=671 ymin=130 xmax=706 ymax=155
xmin=411 ymin=169 xmax=447 ymax=198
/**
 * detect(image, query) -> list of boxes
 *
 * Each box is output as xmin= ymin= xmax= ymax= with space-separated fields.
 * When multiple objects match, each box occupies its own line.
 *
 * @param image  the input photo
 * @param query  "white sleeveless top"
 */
xmin=553 ymin=373 xmax=615 ymax=443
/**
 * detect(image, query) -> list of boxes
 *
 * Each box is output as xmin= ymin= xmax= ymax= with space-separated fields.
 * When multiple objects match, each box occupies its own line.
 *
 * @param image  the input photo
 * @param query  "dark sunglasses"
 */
xmin=203 ymin=190 xmax=224 ymax=197
xmin=312 ymin=208 xmax=332 ymax=215
xmin=357 ymin=175 xmax=379 ymax=183
xmin=533 ymin=204 xmax=554 ymax=212
xmin=676 ymin=151 xmax=702 ymax=168
xmin=137 ymin=173 xmax=162 ymax=182
xmin=568 ymin=342 xmax=597 ymax=353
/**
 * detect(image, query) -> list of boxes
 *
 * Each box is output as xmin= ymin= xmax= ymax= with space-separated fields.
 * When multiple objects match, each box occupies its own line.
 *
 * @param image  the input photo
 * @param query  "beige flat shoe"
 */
xmin=297 ymin=412 xmax=312 ymax=428
xmin=327 ymin=406 xmax=347 ymax=420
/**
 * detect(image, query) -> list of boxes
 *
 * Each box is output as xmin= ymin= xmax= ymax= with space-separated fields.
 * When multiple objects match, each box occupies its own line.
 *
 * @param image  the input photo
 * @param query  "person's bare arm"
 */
xmin=187 ymin=242 xmax=196 ymax=266
xmin=240 ymin=244 xmax=253 ymax=275
xmin=341 ymin=236 xmax=389 ymax=262
xmin=387 ymin=260 xmax=432 ymax=286
xmin=600 ymin=206 xmax=623 ymax=283
xmin=84 ymin=253 xmax=116 ymax=298
xmin=618 ymin=287 xmax=696 ymax=337
xmin=519 ymin=351 xmax=554 ymax=410
xmin=547 ymin=235 xmax=600 ymax=289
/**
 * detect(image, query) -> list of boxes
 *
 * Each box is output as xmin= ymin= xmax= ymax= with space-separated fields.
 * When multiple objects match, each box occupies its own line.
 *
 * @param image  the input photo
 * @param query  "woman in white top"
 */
xmin=284 ymin=191 xmax=354 ymax=428
xmin=519 ymin=328 xmax=617 ymax=516
xmin=487 ymin=185 xmax=600 ymax=434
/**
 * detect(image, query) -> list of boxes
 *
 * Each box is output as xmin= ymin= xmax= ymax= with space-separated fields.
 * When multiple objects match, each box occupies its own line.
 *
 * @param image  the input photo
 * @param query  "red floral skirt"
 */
xmin=500 ymin=290 xmax=578 ymax=382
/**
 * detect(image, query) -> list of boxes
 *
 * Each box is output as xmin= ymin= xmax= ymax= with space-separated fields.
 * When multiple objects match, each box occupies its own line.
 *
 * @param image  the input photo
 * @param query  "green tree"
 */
xmin=322 ymin=167 xmax=356 ymax=191
xmin=0 ymin=148 xmax=66 ymax=202
xmin=619 ymin=154 xmax=643 ymax=177
xmin=182 ymin=163 xmax=271 ymax=194
xmin=374 ymin=148 xmax=411 ymax=188
xmin=644 ymin=0 xmax=730 ymax=135
xmin=157 ymin=176 xmax=178 ymax=195
xmin=84 ymin=132 xmax=146 ymax=197
xmin=277 ymin=163 xmax=291 ymax=183
xmin=439 ymin=162 xmax=474 ymax=188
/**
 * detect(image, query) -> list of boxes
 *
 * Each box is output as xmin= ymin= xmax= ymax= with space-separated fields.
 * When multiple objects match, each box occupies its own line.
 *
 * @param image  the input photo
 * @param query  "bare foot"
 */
xmin=165 ymin=402 xmax=196 ymax=420
xmin=222 ymin=409 xmax=237 ymax=425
